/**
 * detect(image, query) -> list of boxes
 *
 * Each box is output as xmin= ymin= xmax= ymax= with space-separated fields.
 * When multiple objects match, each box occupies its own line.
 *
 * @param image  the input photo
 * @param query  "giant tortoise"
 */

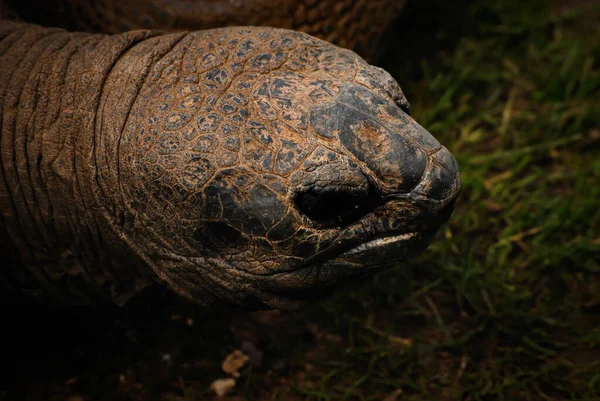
xmin=0 ymin=0 xmax=461 ymax=309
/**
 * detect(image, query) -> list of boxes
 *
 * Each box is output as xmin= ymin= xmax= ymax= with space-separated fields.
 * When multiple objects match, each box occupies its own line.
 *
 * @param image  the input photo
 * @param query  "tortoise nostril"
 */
xmin=295 ymin=188 xmax=379 ymax=227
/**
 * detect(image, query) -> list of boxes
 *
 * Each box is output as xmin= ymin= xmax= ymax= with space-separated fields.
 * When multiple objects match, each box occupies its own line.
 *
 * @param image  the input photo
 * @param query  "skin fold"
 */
xmin=0 ymin=4 xmax=460 ymax=310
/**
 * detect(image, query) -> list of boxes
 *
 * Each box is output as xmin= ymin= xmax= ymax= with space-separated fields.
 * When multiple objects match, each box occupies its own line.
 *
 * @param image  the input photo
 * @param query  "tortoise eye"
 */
xmin=193 ymin=221 xmax=244 ymax=249
xmin=295 ymin=188 xmax=378 ymax=228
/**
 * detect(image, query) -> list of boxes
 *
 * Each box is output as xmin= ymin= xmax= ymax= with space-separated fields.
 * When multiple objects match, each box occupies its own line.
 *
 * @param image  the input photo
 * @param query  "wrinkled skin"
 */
xmin=0 ymin=10 xmax=460 ymax=310
xmin=6 ymin=0 xmax=408 ymax=60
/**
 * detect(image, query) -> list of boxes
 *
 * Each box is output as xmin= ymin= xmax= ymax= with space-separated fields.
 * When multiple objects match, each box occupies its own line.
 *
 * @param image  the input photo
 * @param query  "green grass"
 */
xmin=237 ymin=1 xmax=600 ymax=400
xmin=4 ymin=1 xmax=599 ymax=400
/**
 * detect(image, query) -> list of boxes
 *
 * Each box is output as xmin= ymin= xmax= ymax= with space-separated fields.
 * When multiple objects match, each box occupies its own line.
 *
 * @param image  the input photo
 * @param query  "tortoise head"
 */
xmin=114 ymin=27 xmax=461 ymax=309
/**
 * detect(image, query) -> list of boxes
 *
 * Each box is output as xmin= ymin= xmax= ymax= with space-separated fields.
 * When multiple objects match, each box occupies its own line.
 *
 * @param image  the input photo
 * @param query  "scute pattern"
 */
xmin=97 ymin=27 xmax=460 ymax=307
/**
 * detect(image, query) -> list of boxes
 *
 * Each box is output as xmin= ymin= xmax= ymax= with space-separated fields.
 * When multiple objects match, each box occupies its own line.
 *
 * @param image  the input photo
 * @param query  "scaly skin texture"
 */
xmin=0 ymin=19 xmax=460 ymax=309
xmin=7 ymin=0 xmax=408 ymax=61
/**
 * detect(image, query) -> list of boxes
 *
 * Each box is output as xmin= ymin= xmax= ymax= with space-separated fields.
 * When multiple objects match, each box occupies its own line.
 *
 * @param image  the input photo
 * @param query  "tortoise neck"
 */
xmin=0 ymin=22 xmax=160 ymax=305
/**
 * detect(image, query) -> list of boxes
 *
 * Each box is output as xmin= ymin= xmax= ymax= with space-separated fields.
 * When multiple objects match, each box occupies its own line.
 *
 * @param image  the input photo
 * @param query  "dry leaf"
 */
xmin=222 ymin=350 xmax=249 ymax=378
xmin=210 ymin=378 xmax=236 ymax=397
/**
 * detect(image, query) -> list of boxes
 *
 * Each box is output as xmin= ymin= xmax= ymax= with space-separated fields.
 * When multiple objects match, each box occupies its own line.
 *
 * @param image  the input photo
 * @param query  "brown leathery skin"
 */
xmin=7 ymin=0 xmax=408 ymax=61
xmin=0 ymin=20 xmax=460 ymax=309
xmin=0 ymin=21 xmax=165 ymax=305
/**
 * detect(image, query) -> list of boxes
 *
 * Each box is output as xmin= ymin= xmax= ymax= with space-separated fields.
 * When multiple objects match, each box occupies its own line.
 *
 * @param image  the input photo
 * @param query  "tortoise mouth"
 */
xmin=294 ymin=197 xmax=457 ymax=270
xmin=260 ymin=229 xmax=438 ymax=305
xmin=290 ymin=226 xmax=438 ymax=274
xmin=337 ymin=231 xmax=420 ymax=258
xmin=324 ymin=228 xmax=437 ymax=267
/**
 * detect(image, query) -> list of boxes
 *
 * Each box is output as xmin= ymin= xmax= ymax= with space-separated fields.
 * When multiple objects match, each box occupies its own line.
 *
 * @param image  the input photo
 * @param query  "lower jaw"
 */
xmin=332 ymin=229 xmax=437 ymax=265
xmin=260 ymin=229 xmax=438 ymax=306
xmin=338 ymin=231 xmax=420 ymax=257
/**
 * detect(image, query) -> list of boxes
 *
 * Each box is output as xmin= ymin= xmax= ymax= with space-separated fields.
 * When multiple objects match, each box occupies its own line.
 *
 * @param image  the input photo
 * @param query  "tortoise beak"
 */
xmin=411 ymin=139 xmax=462 ymax=211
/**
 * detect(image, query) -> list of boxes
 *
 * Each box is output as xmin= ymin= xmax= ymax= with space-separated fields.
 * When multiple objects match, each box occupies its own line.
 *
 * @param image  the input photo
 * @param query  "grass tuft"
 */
xmin=275 ymin=0 xmax=600 ymax=399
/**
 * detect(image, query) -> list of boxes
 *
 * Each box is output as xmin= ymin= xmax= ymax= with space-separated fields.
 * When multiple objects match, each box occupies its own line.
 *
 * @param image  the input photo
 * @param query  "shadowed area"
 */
xmin=5 ymin=0 xmax=408 ymax=60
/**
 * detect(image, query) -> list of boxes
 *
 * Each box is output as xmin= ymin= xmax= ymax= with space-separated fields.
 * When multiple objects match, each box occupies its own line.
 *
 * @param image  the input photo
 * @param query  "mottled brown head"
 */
xmin=108 ymin=27 xmax=460 ymax=309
